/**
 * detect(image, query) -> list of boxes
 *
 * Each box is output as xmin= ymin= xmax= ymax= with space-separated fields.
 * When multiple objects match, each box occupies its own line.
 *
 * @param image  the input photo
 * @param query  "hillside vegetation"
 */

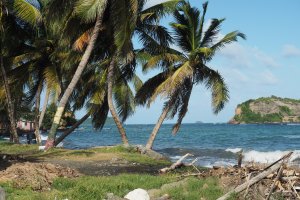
xmin=230 ymin=96 xmax=300 ymax=124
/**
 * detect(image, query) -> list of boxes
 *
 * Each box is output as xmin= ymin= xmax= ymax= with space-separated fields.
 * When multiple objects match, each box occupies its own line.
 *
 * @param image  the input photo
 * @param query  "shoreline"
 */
xmin=1 ymin=143 xmax=300 ymax=199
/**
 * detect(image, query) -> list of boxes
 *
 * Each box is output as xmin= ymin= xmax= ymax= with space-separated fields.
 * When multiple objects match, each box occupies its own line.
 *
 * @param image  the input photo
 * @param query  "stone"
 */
xmin=0 ymin=187 xmax=5 ymax=200
xmin=124 ymin=188 xmax=150 ymax=200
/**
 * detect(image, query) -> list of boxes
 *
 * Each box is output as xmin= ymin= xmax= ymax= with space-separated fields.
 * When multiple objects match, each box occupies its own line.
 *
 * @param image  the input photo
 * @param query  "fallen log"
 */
xmin=159 ymin=153 xmax=193 ymax=173
xmin=217 ymin=152 xmax=293 ymax=200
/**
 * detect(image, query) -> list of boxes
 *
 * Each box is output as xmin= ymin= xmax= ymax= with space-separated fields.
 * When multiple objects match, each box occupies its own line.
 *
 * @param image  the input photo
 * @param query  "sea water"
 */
xmin=8 ymin=123 xmax=300 ymax=167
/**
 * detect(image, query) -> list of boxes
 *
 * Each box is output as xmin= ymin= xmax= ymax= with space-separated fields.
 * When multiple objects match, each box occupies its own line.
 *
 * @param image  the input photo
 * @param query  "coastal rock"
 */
xmin=0 ymin=187 xmax=5 ymax=200
xmin=135 ymin=145 xmax=166 ymax=160
xmin=124 ymin=188 xmax=150 ymax=200
xmin=230 ymin=96 xmax=300 ymax=124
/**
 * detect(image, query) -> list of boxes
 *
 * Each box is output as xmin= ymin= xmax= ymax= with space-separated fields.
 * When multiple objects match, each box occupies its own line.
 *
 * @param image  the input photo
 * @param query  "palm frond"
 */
xmin=74 ymin=0 xmax=107 ymax=23
xmin=200 ymin=18 xmax=225 ymax=47
xmin=113 ymin=82 xmax=135 ymax=122
xmin=210 ymin=31 xmax=246 ymax=58
xmin=135 ymin=71 xmax=168 ymax=106
xmin=73 ymin=28 xmax=93 ymax=52
xmin=13 ymin=0 xmax=42 ymax=25
xmin=149 ymin=61 xmax=193 ymax=103
xmin=141 ymin=0 xmax=182 ymax=23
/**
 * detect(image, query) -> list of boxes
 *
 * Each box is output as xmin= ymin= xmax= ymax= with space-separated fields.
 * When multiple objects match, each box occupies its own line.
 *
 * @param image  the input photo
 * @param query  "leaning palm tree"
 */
xmin=44 ymin=0 xmax=108 ymax=149
xmin=45 ymin=0 xmax=180 ymax=148
xmin=136 ymin=1 xmax=246 ymax=149
xmin=105 ymin=0 xmax=181 ymax=145
xmin=0 ymin=0 xmax=42 ymax=143
xmin=54 ymin=59 xmax=142 ymax=146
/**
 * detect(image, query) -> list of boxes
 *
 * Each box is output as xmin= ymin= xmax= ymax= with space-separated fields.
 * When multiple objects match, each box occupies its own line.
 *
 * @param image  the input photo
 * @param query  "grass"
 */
xmin=0 ymin=141 xmax=39 ymax=155
xmin=0 ymin=175 xmax=230 ymax=200
xmin=158 ymin=177 xmax=224 ymax=200
xmin=0 ymin=142 xmax=229 ymax=199
xmin=0 ymin=142 xmax=170 ymax=164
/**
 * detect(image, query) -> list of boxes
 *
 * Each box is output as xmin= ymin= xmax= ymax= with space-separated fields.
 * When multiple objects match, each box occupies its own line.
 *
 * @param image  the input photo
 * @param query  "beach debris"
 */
xmin=214 ymin=151 xmax=300 ymax=200
xmin=124 ymin=188 xmax=150 ymax=200
xmin=159 ymin=153 xmax=197 ymax=173
xmin=0 ymin=186 xmax=5 ymax=200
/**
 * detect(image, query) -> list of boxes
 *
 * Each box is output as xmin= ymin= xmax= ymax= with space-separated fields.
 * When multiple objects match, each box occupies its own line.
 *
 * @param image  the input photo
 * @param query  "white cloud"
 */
xmin=282 ymin=44 xmax=300 ymax=57
xmin=259 ymin=70 xmax=279 ymax=85
xmin=253 ymin=48 xmax=280 ymax=68
xmin=219 ymin=43 xmax=280 ymax=68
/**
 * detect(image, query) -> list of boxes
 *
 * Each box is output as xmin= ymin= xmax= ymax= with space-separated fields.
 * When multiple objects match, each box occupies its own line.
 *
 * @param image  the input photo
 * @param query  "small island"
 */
xmin=229 ymin=96 xmax=300 ymax=124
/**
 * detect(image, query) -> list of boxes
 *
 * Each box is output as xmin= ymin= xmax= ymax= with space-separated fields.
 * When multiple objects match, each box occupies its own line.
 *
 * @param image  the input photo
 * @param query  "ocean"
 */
xmin=7 ymin=122 xmax=300 ymax=167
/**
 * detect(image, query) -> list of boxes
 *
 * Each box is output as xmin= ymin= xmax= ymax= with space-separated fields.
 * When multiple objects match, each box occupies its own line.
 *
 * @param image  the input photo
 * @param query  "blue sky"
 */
xmin=79 ymin=0 xmax=300 ymax=124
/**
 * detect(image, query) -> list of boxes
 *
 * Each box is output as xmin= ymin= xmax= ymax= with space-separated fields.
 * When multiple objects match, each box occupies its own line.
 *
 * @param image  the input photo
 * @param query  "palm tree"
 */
xmin=136 ymin=1 xmax=246 ymax=149
xmin=54 ymin=57 xmax=142 ymax=146
xmin=45 ymin=0 xmax=108 ymax=149
xmin=45 ymin=0 xmax=180 ymax=148
xmin=0 ymin=0 xmax=42 ymax=143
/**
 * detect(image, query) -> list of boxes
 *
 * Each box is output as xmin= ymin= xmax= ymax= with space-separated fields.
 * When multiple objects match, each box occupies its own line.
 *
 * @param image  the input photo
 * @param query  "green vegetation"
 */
xmin=0 ymin=175 xmax=226 ymax=200
xmin=0 ymin=142 xmax=170 ymax=165
xmin=279 ymin=106 xmax=293 ymax=115
xmin=0 ymin=142 xmax=226 ymax=200
xmin=41 ymin=103 xmax=77 ymax=130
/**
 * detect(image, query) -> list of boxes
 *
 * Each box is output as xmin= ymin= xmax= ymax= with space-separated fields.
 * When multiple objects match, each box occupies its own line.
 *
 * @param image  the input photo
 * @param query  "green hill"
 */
xmin=229 ymin=96 xmax=300 ymax=124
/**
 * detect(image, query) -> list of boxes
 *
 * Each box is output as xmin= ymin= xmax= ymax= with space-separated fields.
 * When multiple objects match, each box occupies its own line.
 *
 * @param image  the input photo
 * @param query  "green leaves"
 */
xmin=13 ymin=0 xmax=42 ymax=25
xmin=74 ymin=0 xmax=107 ymax=23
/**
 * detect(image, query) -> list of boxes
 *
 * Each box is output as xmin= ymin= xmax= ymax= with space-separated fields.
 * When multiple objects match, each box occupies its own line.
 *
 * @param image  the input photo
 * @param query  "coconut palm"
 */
xmin=45 ymin=0 xmax=180 ymax=148
xmin=54 ymin=59 xmax=142 ymax=146
xmin=44 ymin=0 xmax=108 ymax=149
xmin=136 ymin=1 xmax=246 ymax=149
xmin=0 ymin=0 xmax=42 ymax=143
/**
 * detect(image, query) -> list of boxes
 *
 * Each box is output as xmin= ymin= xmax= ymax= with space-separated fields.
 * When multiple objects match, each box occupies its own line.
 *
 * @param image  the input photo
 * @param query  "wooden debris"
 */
xmin=266 ymin=165 xmax=284 ymax=200
xmin=216 ymin=151 xmax=295 ymax=200
xmin=159 ymin=153 xmax=193 ymax=173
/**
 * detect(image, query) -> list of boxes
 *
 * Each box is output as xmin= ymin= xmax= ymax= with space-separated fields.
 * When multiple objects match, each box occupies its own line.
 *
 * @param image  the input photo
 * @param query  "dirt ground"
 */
xmin=0 ymin=151 xmax=168 ymax=191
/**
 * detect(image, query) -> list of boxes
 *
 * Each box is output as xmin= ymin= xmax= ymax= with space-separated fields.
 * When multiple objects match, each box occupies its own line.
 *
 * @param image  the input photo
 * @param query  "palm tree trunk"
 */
xmin=39 ymin=86 xmax=50 ymax=128
xmin=34 ymin=82 xmax=42 ymax=144
xmin=45 ymin=15 xmax=104 ymax=150
xmin=107 ymin=57 xmax=129 ymax=146
xmin=54 ymin=113 xmax=90 ymax=146
xmin=145 ymin=107 xmax=170 ymax=149
xmin=0 ymin=50 xmax=19 ymax=143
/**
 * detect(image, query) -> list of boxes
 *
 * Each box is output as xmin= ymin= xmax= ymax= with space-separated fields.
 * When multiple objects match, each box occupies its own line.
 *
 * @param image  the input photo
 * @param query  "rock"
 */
xmin=0 ymin=187 xmax=5 ymax=200
xmin=135 ymin=145 xmax=166 ymax=160
xmin=124 ymin=188 xmax=150 ymax=200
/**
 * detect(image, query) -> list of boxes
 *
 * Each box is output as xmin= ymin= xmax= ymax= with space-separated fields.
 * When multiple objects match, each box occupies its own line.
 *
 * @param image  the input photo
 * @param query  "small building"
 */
xmin=17 ymin=119 xmax=35 ymax=132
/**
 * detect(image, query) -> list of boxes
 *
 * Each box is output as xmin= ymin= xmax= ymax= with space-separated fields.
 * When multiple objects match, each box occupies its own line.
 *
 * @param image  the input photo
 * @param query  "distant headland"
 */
xmin=229 ymin=96 xmax=300 ymax=124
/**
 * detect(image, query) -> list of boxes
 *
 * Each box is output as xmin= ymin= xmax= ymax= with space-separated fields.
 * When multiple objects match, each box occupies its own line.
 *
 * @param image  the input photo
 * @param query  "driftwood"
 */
xmin=217 ymin=152 xmax=293 ymax=200
xmin=263 ymin=151 xmax=293 ymax=171
xmin=159 ymin=153 xmax=193 ymax=173
xmin=243 ymin=173 xmax=252 ymax=198
xmin=266 ymin=165 xmax=284 ymax=200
